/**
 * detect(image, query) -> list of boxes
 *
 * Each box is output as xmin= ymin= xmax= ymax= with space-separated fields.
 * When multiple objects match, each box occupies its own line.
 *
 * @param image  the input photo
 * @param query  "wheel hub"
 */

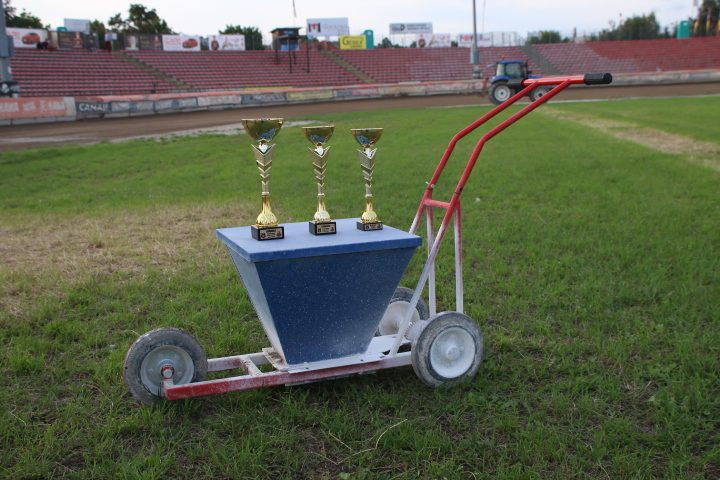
xmin=445 ymin=345 xmax=461 ymax=361
xmin=140 ymin=345 xmax=195 ymax=395
xmin=495 ymin=86 xmax=511 ymax=101
xmin=429 ymin=327 xmax=476 ymax=378
xmin=379 ymin=301 xmax=420 ymax=336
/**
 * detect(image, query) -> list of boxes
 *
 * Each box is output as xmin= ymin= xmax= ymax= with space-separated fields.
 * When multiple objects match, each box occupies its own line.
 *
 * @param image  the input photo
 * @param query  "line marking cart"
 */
xmin=124 ymin=73 xmax=613 ymax=405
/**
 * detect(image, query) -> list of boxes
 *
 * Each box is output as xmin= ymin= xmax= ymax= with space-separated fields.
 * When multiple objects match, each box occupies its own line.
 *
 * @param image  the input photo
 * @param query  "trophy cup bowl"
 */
xmin=351 ymin=128 xmax=383 ymax=149
xmin=352 ymin=128 xmax=384 ymax=231
xmin=243 ymin=118 xmax=284 ymax=149
xmin=243 ymin=118 xmax=284 ymax=241
xmin=303 ymin=126 xmax=337 ymax=235
xmin=303 ymin=125 xmax=334 ymax=148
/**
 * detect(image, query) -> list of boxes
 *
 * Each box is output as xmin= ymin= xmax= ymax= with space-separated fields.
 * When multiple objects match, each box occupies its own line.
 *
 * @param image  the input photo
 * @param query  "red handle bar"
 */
xmin=409 ymin=73 xmax=613 ymax=234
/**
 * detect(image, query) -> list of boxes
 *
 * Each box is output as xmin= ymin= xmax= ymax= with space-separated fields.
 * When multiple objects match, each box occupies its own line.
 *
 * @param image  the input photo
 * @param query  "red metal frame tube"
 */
xmin=409 ymin=75 xmax=588 ymax=235
xmin=163 ymin=353 xmax=412 ymax=400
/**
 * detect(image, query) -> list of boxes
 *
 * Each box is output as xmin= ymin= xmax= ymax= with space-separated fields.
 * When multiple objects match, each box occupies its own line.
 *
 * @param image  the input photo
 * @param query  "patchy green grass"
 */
xmin=552 ymin=96 xmax=720 ymax=144
xmin=1 ymin=97 xmax=719 ymax=479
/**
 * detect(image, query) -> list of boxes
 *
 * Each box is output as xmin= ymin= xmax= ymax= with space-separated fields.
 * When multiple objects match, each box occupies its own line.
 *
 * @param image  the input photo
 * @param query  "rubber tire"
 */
xmin=489 ymin=81 xmax=513 ymax=105
xmin=530 ymin=86 xmax=551 ymax=102
xmin=124 ymin=327 xmax=207 ymax=406
xmin=377 ymin=286 xmax=429 ymax=336
xmin=411 ymin=311 xmax=484 ymax=388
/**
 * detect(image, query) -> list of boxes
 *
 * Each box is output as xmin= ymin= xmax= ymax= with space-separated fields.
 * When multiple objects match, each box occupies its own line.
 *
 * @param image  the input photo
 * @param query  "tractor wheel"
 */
xmin=530 ymin=86 xmax=551 ymax=102
xmin=489 ymin=81 xmax=513 ymax=105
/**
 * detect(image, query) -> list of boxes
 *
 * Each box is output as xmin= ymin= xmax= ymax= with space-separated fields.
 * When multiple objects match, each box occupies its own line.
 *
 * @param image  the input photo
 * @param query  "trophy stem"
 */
xmin=257 ymin=194 xmax=278 ymax=227
xmin=315 ymin=193 xmax=331 ymax=223
xmin=362 ymin=196 xmax=378 ymax=223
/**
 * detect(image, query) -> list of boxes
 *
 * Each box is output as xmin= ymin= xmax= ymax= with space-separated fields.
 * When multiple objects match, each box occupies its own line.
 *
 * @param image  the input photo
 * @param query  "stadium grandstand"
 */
xmin=7 ymin=36 xmax=720 ymax=98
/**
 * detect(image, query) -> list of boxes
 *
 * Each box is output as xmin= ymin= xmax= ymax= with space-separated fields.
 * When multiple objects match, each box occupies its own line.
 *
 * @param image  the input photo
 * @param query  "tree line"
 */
xmin=4 ymin=0 xmax=720 ymax=48
xmin=2 ymin=1 xmax=264 ymax=50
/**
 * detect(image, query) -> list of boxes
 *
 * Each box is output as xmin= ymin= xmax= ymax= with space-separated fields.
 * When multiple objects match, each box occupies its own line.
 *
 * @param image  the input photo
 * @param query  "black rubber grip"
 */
xmin=584 ymin=73 xmax=613 ymax=85
xmin=507 ymin=79 xmax=524 ymax=89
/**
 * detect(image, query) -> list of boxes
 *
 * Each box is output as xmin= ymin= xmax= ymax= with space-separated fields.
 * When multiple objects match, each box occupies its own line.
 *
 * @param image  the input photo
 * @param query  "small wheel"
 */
xmin=530 ymin=86 xmax=551 ymax=102
xmin=377 ymin=287 xmax=429 ymax=336
xmin=124 ymin=327 xmax=207 ymax=405
xmin=489 ymin=81 xmax=513 ymax=105
xmin=411 ymin=311 xmax=484 ymax=388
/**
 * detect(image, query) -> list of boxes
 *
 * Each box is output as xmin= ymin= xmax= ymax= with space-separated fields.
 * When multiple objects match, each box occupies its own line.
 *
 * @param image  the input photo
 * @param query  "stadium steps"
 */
xmin=113 ymin=51 xmax=193 ymax=91
xmin=520 ymin=45 xmax=562 ymax=76
xmin=319 ymin=50 xmax=376 ymax=83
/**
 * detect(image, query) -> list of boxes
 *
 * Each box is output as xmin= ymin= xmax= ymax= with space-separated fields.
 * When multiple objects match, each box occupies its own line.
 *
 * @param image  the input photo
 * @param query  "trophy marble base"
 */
xmin=357 ymin=221 xmax=383 ymax=231
xmin=309 ymin=221 xmax=337 ymax=236
xmin=251 ymin=225 xmax=285 ymax=241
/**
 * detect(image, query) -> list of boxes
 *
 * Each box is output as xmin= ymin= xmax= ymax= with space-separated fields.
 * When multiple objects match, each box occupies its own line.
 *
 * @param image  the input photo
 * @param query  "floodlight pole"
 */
xmin=471 ymin=0 xmax=481 ymax=78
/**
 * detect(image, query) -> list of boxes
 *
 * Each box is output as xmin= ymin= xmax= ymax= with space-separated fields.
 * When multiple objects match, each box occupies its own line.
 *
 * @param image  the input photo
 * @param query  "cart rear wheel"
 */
xmin=377 ymin=286 xmax=429 ymax=336
xmin=530 ymin=86 xmax=551 ymax=102
xmin=124 ymin=327 xmax=207 ymax=405
xmin=411 ymin=312 xmax=484 ymax=388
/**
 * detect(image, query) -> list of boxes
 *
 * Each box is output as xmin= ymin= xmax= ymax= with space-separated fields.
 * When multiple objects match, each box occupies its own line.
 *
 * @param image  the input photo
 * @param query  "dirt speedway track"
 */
xmin=1 ymin=82 xmax=720 ymax=152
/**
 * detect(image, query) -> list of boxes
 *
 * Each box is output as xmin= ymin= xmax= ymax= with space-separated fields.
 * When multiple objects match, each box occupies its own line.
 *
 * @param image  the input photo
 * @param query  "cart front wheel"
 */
xmin=377 ymin=286 xmax=429 ymax=336
xmin=124 ymin=327 xmax=207 ymax=405
xmin=411 ymin=312 xmax=484 ymax=388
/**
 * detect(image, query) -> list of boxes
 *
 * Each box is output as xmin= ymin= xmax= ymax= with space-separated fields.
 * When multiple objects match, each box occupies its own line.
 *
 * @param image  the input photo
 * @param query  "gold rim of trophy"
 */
xmin=242 ymin=118 xmax=384 ymax=230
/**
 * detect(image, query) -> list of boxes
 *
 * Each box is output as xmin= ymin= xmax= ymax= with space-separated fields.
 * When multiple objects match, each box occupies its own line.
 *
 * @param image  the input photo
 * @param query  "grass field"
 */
xmin=1 ymin=96 xmax=719 ymax=479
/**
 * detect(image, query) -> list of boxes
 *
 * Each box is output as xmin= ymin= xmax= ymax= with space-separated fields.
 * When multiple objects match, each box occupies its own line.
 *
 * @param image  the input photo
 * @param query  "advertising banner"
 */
xmin=340 ymin=35 xmax=367 ymax=50
xmin=390 ymin=23 xmax=433 ymax=34
xmin=306 ymin=18 xmax=350 ymax=37
xmin=162 ymin=35 xmax=201 ymax=51
xmin=0 ymin=98 xmax=70 ymax=120
xmin=138 ymin=34 xmax=164 ymax=50
xmin=208 ymin=35 xmax=246 ymax=51
xmin=457 ymin=33 xmax=493 ymax=48
xmin=58 ymin=31 xmax=86 ymax=49
xmin=6 ymin=28 xmax=47 ymax=48
xmin=64 ymin=19 xmax=91 ymax=34
xmin=416 ymin=33 xmax=451 ymax=48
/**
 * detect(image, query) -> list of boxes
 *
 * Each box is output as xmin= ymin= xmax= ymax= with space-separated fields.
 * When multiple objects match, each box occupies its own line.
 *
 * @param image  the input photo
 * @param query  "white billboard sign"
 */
xmin=491 ymin=32 xmax=519 ymax=47
xmin=306 ymin=18 xmax=350 ymax=37
xmin=208 ymin=34 xmax=246 ymax=51
xmin=162 ymin=35 xmax=201 ymax=51
xmin=6 ymin=28 xmax=47 ymax=48
xmin=457 ymin=33 xmax=492 ymax=48
xmin=418 ymin=33 xmax=452 ymax=48
xmin=390 ymin=23 xmax=433 ymax=34
xmin=64 ymin=19 xmax=91 ymax=34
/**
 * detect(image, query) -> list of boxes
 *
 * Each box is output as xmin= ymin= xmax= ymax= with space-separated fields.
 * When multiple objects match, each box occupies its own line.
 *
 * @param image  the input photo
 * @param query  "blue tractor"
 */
xmin=488 ymin=60 xmax=550 ymax=105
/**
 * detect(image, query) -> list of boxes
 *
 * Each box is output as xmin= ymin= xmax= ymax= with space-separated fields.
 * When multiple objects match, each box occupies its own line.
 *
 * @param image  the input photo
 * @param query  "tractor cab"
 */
xmin=492 ymin=60 xmax=531 ymax=82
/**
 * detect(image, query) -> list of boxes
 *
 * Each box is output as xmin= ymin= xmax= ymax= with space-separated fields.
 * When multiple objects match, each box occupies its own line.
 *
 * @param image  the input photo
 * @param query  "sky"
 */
xmin=18 ymin=0 xmax=697 ymax=43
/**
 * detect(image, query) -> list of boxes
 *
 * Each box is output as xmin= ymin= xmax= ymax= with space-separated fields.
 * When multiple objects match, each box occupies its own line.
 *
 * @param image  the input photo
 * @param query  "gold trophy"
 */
xmin=303 ymin=126 xmax=337 ymax=236
xmin=352 ymin=128 xmax=384 ymax=231
xmin=242 ymin=118 xmax=285 ymax=241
